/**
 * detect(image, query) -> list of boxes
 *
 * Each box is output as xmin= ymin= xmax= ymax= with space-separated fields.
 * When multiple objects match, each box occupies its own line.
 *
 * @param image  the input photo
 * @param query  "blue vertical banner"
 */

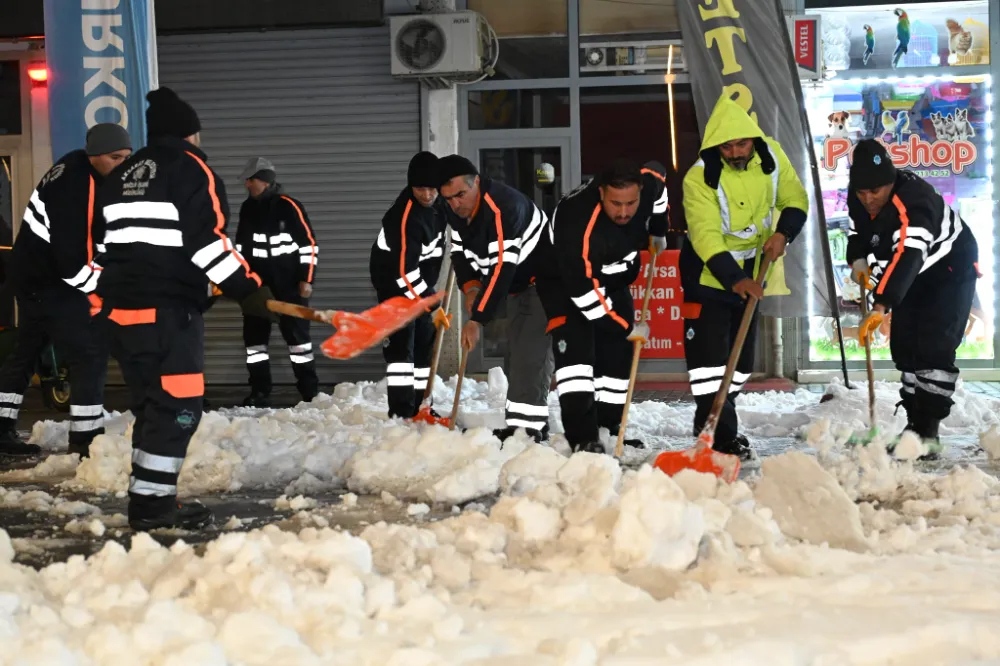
xmin=43 ymin=0 xmax=158 ymax=160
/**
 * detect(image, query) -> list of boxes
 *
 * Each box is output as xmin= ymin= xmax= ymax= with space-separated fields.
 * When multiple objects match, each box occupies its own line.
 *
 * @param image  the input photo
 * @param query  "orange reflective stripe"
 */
xmin=86 ymin=175 xmax=95 ymax=264
xmin=185 ymin=151 xmax=262 ymax=287
xmin=680 ymin=302 xmax=702 ymax=319
xmin=397 ymin=199 xmax=420 ymax=299
xmin=546 ymin=316 xmax=567 ymax=333
xmin=281 ymin=195 xmax=317 ymax=282
xmin=109 ymin=308 xmax=156 ymax=326
xmin=477 ymin=194 xmax=504 ymax=313
xmin=161 ymin=373 xmax=205 ymax=398
xmin=582 ymin=204 xmax=629 ymax=329
xmin=462 ymin=280 xmax=482 ymax=294
xmin=876 ymin=195 xmax=908 ymax=296
xmin=641 ymin=167 xmax=666 ymax=182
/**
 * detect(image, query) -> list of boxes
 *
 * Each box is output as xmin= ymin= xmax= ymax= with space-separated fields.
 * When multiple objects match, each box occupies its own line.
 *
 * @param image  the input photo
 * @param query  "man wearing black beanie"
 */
xmin=0 ymin=123 xmax=132 ymax=458
xmin=369 ymin=151 xmax=449 ymax=419
xmin=96 ymin=87 xmax=276 ymax=531
xmin=847 ymin=138 xmax=978 ymax=458
xmin=437 ymin=154 xmax=552 ymax=443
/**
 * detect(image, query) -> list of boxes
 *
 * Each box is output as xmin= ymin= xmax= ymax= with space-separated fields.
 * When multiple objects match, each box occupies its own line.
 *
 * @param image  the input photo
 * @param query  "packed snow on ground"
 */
xmin=5 ymin=372 xmax=997 ymax=505
xmin=4 ymin=420 xmax=1000 ymax=663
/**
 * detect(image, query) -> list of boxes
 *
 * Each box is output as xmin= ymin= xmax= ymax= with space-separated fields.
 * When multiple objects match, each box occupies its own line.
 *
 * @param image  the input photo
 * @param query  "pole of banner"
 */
xmin=772 ymin=0 xmax=852 ymax=387
xmin=666 ymin=44 xmax=678 ymax=172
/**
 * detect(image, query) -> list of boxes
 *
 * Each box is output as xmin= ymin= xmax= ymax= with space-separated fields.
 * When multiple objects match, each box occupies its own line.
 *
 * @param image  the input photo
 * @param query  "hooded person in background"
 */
xmin=437 ymin=155 xmax=552 ymax=443
xmin=234 ymin=157 xmax=320 ymax=407
xmin=847 ymin=139 xmax=978 ymax=458
xmin=96 ymin=87 xmax=274 ymax=531
xmin=369 ymin=151 xmax=449 ymax=419
xmin=0 ymin=123 xmax=132 ymax=458
xmin=681 ymin=95 xmax=808 ymax=460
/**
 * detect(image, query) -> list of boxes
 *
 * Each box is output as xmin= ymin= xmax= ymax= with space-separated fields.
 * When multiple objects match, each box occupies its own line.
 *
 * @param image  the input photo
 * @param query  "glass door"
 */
xmin=0 ymin=154 xmax=14 ymax=328
xmin=466 ymin=137 xmax=571 ymax=371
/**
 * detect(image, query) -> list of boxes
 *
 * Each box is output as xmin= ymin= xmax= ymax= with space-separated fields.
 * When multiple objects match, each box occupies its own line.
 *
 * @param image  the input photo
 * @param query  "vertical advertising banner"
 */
xmin=43 ymin=0 xmax=158 ymax=160
xmin=630 ymin=250 xmax=685 ymax=359
xmin=676 ymin=0 xmax=840 ymax=320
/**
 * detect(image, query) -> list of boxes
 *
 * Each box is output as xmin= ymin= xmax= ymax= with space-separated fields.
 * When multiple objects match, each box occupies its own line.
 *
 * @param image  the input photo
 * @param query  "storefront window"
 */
xmin=467 ymin=0 xmax=568 ymax=79
xmin=467 ymin=88 xmax=570 ymax=130
xmin=579 ymin=0 xmax=681 ymax=79
xmin=816 ymin=2 xmax=990 ymax=71
xmin=0 ymin=62 xmax=22 ymax=135
xmin=580 ymin=84 xmax=699 ymax=242
xmin=804 ymin=74 xmax=994 ymax=362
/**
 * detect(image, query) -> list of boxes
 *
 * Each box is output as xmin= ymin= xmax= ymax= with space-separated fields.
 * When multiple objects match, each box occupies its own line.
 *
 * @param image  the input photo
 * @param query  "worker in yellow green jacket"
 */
xmin=681 ymin=94 xmax=809 ymax=460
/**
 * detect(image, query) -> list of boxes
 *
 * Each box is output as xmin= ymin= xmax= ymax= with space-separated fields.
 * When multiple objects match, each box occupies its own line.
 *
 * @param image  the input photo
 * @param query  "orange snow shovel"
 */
xmin=413 ymin=270 xmax=457 ymax=427
xmin=266 ymin=292 xmax=444 ymax=360
xmin=614 ymin=249 xmax=659 ymax=458
xmin=653 ymin=254 xmax=773 ymax=483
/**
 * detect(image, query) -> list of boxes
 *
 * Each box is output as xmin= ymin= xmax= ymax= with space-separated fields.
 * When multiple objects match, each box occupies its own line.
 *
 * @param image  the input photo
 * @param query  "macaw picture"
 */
xmin=862 ymin=24 xmax=875 ymax=65
xmin=892 ymin=8 xmax=910 ymax=69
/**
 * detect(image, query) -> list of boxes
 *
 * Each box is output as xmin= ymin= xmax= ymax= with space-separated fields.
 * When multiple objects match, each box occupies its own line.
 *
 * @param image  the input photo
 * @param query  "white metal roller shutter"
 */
xmin=157 ymin=27 xmax=419 ymax=385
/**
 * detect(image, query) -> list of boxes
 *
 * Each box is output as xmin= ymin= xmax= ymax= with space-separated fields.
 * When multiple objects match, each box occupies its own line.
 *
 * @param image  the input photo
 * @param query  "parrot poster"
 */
xmin=892 ymin=8 xmax=910 ymax=69
xmin=863 ymin=24 xmax=875 ymax=65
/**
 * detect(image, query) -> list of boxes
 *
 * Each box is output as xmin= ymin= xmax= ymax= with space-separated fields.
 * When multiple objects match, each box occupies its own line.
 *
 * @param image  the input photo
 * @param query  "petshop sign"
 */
xmin=824 ymin=135 xmax=977 ymax=174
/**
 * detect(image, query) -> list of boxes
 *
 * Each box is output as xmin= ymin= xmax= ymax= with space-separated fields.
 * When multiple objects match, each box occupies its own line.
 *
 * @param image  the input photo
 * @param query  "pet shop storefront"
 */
xmin=798 ymin=0 xmax=999 ymax=378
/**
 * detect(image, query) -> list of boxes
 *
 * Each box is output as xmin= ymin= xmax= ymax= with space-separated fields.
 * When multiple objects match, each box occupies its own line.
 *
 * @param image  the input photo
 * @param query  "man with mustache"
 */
xmin=681 ymin=94 xmax=808 ymax=460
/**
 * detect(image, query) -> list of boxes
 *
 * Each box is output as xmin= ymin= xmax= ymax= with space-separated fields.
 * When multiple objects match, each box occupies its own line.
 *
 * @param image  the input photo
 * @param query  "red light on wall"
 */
xmin=27 ymin=66 xmax=47 ymax=83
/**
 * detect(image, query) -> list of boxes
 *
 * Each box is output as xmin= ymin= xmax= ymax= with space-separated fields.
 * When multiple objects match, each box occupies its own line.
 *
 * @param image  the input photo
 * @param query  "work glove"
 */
xmin=240 ymin=285 xmax=278 ymax=321
xmin=299 ymin=281 xmax=313 ymax=299
xmin=858 ymin=310 xmax=885 ymax=344
xmin=648 ymin=235 xmax=667 ymax=256
xmin=851 ymin=258 xmax=872 ymax=288
xmin=208 ymin=282 xmax=223 ymax=297
xmin=627 ymin=322 xmax=650 ymax=344
xmin=432 ymin=307 xmax=453 ymax=330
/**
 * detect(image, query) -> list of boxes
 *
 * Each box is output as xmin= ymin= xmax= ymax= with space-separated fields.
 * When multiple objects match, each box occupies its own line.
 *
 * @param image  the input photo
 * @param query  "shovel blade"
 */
xmin=412 ymin=405 xmax=451 ymax=427
xmin=653 ymin=446 xmax=741 ymax=483
xmin=321 ymin=293 xmax=443 ymax=360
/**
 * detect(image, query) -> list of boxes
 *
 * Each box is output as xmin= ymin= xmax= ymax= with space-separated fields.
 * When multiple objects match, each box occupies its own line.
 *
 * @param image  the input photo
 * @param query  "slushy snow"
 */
xmin=2 ymin=375 xmax=1000 ymax=662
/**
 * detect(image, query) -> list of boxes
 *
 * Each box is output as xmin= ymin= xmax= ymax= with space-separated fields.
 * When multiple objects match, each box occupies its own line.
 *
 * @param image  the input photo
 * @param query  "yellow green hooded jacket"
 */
xmin=681 ymin=95 xmax=808 ymax=302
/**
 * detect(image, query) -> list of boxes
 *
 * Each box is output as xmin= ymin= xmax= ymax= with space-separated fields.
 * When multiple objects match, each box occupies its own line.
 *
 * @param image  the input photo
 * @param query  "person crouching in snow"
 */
xmin=847 ymin=139 xmax=978 ymax=459
xmin=681 ymin=94 xmax=809 ymax=461
xmin=369 ymin=152 xmax=449 ymax=419
xmin=534 ymin=158 xmax=669 ymax=453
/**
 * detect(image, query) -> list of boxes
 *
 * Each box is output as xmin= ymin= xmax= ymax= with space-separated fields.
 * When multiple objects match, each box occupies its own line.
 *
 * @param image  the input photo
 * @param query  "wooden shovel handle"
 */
xmin=614 ymin=250 xmax=660 ymax=458
xmin=266 ymin=299 xmax=332 ymax=324
xmin=423 ymin=270 xmax=457 ymax=404
xmin=448 ymin=349 xmax=469 ymax=431
xmin=859 ymin=282 xmax=876 ymax=429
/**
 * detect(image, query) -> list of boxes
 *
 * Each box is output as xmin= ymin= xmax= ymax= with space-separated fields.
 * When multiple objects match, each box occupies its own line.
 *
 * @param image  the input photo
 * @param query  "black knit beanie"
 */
xmin=146 ymin=87 xmax=201 ymax=140
xmin=407 ymin=151 xmax=440 ymax=188
xmin=849 ymin=139 xmax=896 ymax=190
xmin=437 ymin=155 xmax=479 ymax=188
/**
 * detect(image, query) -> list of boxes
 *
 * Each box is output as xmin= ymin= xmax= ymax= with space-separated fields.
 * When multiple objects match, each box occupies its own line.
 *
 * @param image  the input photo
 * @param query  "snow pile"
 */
xmin=0 ymin=485 xmax=101 ymax=518
xmin=9 ymin=376 xmax=999 ymax=503
xmin=5 ymin=438 xmax=1000 ymax=662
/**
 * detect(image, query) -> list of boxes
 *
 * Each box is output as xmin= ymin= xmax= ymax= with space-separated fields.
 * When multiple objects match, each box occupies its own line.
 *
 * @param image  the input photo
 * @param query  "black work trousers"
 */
xmin=103 ymin=306 xmax=205 ymax=503
xmin=0 ymin=287 xmax=107 ymax=449
xmin=243 ymin=293 xmax=318 ymax=400
xmin=382 ymin=307 xmax=436 ymax=419
xmin=550 ymin=291 xmax=633 ymax=448
xmin=682 ymin=297 xmax=758 ymax=445
xmin=891 ymin=274 xmax=977 ymax=435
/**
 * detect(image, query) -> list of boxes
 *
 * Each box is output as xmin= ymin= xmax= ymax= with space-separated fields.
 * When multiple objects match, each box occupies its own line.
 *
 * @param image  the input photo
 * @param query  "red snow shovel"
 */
xmin=653 ymin=254 xmax=772 ymax=483
xmin=266 ymin=292 xmax=444 ymax=360
xmin=413 ymin=270 xmax=457 ymax=427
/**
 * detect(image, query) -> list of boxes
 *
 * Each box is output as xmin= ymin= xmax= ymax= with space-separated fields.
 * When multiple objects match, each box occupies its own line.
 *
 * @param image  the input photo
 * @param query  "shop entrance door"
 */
xmin=464 ymin=137 xmax=571 ymax=372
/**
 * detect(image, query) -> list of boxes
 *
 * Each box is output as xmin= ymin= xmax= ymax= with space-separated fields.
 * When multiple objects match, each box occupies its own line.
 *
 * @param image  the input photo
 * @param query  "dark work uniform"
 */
xmin=447 ymin=177 xmax=550 ymax=435
xmin=97 ymin=136 xmax=262 ymax=505
xmin=0 ymin=150 xmax=108 ymax=455
xmin=846 ymin=170 xmax=978 ymax=437
xmin=369 ymin=188 xmax=446 ymax=418
xmin=534 ymin=165 xmax=668 ymax=449
xmin=235 ymin=186 xmax=320 ymax=401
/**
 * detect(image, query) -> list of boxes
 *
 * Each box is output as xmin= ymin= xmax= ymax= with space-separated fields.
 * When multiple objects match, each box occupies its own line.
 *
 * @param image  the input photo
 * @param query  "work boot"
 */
xmin=889 ymin=420 xmax=943 ymax=461
xmin=571 ymin=440 xmax=606 ymax=454
xmin=129 ymin=496 xmax=214 ymax=532
xmin=67 ymin=441 xmax=91 ymax=459
xmin=714 ymin=434 xmax=755 ymax=461
xmin=494 ymin=425 xmax=549 ymax=444
xmin=0 ymin=427 xmax=41 ymax=457
xmin=241 ymin=391 xmax=271 ymax=408
xmin=623 ymin=438 xmax=646 ymax=449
